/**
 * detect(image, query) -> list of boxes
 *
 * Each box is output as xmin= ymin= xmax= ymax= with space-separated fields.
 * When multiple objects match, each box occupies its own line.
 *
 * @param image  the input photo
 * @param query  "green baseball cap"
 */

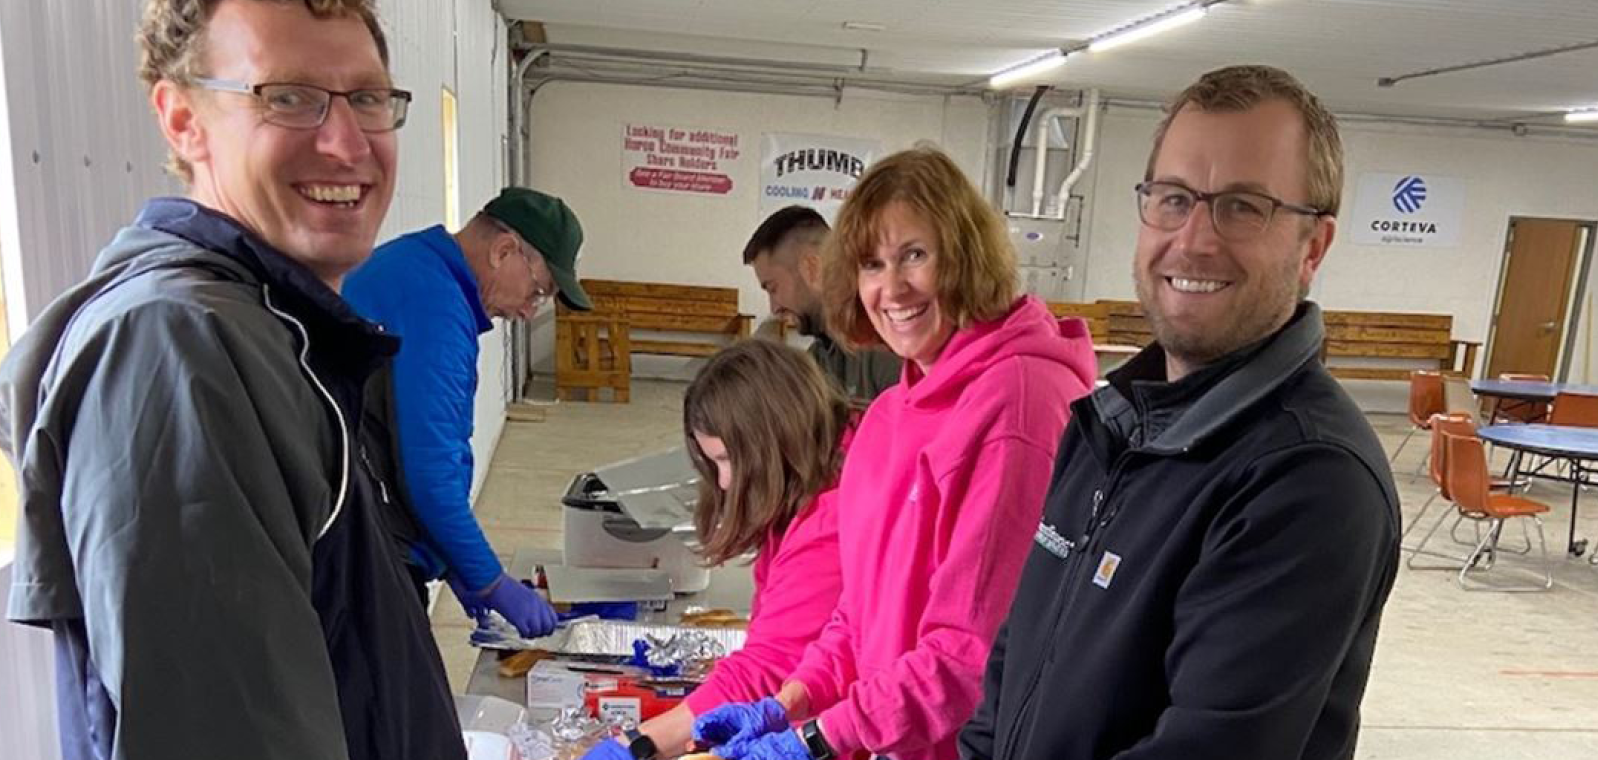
xmin=482 ymin=187 xmax=591 ymax=311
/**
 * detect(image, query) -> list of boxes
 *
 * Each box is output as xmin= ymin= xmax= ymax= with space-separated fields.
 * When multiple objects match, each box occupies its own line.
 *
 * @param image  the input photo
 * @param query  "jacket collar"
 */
xmin=134 ymin=197 xmax=398 ymax=368
xmin=405 ymin=225 xmax=494 ymax=335
xmin=1092 ymin=301 xmax=1326 ymax=455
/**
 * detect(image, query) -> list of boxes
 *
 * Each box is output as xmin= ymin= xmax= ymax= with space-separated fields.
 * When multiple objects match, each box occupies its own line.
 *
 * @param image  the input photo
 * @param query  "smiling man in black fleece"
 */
xmin=959 ymin=64 xmax=1399 ymax=760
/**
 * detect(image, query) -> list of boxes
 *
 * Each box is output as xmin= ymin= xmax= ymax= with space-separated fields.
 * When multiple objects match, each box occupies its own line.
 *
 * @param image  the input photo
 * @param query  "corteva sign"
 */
xmin=1349 ymin=172 xmax=1466 ymax=248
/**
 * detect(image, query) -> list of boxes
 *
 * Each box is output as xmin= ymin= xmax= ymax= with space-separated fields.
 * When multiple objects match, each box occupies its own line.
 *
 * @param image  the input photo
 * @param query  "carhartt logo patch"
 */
xmin=1034 ymin=522 xmax=1075 ymax=560
xmin=1092 ymin=551 xmax=1122 ymax=589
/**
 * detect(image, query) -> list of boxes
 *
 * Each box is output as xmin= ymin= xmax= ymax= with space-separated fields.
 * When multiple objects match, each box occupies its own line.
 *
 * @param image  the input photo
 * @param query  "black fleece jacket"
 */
xmin=959 ymin=302 xmax=1399 ymax=760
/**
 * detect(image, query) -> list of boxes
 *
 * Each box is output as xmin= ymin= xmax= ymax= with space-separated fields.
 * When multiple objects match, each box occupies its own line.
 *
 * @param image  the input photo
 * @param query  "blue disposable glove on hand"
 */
xmin=693 ymin=697 xmax=789 ymax=758
xmin=480 ymin=573 xmax=558 ymax=638
xmin=578 ymin=738 xmax=633 ymax=760
xmin=725 ymin=730 xmax=812 ymax=760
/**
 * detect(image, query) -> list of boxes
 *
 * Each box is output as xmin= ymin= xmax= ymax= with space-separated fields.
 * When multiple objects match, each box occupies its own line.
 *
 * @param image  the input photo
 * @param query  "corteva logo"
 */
xmin=1392 ymin=175 xmax=1427 ymax=214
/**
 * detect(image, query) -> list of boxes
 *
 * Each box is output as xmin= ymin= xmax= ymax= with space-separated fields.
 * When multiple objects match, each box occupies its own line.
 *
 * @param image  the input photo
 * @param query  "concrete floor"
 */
xmin=441 ymin=378 xmax=1598 ymax=758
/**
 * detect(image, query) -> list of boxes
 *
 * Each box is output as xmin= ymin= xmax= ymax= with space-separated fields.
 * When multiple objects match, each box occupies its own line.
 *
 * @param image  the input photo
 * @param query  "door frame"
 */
xmin=1483 ymin=216 xmax=1597 ymax=382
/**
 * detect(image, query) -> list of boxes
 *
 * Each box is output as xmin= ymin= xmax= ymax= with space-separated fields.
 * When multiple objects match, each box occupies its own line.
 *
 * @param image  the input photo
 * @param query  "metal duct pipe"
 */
xmin=1030 ymin=101 xmax=1087 ymax=216
xmin=1054 ymin=88 xmax=1101 ymax=219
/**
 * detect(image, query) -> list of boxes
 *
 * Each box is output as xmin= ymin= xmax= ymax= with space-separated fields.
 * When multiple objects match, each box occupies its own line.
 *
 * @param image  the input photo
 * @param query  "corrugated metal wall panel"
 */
xmin=375 ymin=0 xmax=512 ymax=497
xmin=0 ymin=0 xmax=172 ymax=332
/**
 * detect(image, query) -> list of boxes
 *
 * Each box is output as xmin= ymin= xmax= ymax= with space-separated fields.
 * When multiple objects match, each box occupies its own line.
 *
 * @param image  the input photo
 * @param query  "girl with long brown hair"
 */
xmin=584 ymin=339 xmax=851 ymax=760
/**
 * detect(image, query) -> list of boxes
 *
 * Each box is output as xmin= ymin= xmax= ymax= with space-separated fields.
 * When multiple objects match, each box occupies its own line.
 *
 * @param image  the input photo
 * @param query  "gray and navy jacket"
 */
xmin=959 ymin=303 xmax=1399 ymax=760
xmin=0 ymin=198 xmax=465 ymax=760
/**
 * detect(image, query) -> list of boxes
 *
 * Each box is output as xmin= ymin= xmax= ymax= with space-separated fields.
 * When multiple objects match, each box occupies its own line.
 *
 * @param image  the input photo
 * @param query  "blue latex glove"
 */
xmin=578 ymin=738 xmax=632 ymax=760
xmin=693 ymin=697 xmax=789 ymax=758
xmin=480 ymin=573 xmax=558 ymax=638
xmin=724 ymin=729 xmax=812 ymax=760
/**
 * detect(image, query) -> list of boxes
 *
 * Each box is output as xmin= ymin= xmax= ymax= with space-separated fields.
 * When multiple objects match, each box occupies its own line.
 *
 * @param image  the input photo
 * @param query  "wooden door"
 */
xmin=1486 ymin=218 xmax=1584 ymax=379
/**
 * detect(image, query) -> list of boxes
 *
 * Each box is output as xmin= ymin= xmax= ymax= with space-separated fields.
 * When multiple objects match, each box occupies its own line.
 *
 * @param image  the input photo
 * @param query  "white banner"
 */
xmin=1348 ymin=172 xmax=1466 ymax=248
xmin=759 ymin=133 xmax=883 ymax=222
xmin=622 ymin=123 xmax=745 ymax=197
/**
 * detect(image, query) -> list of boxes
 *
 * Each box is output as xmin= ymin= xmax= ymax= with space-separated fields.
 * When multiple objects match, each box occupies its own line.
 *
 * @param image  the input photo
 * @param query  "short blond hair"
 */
xmin=821 ymin=148 xmax=1017 ymax=350
xmin=1147 ymin=65 xmax=1344 ymax=217
xmin=137 ymin=0 xmax=389 ymax=182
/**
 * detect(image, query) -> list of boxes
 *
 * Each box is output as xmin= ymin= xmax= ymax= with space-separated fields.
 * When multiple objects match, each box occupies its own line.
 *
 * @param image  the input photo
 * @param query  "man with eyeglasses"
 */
xmin=0 ymin=2 xmax=465 ymax=760
xmin=343 ymin=188 xmax=587 ymax=637
xmin=959 ymin=65 xmax=1398 ymax=760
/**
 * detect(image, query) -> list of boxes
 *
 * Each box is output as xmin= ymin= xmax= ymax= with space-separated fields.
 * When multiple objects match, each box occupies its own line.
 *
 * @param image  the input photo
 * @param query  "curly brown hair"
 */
xmin=137 ymin=0 xmax=389 ymax=181
xmin=683 ymin=340 xmax=851 ymax=566
xmin=821 ymin=147 xmax=1017 ymax=350
xmin=1146 ymin=64 xmax=1344 ymax=217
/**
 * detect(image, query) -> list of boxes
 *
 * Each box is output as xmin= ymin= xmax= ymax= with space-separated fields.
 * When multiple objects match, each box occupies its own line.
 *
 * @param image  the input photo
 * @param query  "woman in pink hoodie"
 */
xmin=583 ymin=340 xmax=850 ymax=760
xmin=694 ymin=148 xmax=1097 ymax=760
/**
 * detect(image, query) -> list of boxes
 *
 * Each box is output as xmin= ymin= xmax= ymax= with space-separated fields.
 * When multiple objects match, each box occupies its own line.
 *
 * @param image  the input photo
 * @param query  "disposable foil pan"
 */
xmin=523 ymin=619 xmax=746 ymax=657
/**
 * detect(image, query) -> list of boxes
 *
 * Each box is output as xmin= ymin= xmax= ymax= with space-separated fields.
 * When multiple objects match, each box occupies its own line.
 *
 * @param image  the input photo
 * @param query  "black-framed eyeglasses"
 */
xmin=193 ymin=78 xmax=412 ymax=132
xmin=1135 ymin=181 xmax=1328 ymax=242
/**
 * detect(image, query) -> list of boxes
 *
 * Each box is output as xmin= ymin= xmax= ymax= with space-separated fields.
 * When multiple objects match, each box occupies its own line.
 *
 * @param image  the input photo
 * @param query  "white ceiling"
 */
xmin=495 ymin=0 xmax=1598 ymax=122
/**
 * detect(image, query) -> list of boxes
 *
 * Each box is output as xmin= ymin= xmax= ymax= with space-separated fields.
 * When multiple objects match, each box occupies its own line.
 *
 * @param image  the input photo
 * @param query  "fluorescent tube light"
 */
xmin=989 ymin=50 xmax=1067 ymax=89
xmin=1565 ymin=109 xmax=1598 ymax=123
xmin=1089 ymin=6 xmax=1207 ymax=52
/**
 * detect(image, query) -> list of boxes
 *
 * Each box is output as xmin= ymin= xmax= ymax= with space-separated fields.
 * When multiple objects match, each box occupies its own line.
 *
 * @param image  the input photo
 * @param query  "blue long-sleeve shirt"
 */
xmin=343 ymin=225 xmax=503 ymax=590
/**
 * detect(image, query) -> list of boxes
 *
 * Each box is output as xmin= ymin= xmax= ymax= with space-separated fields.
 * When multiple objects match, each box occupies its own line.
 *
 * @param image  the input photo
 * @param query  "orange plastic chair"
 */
xmin=1490 ymin=373 xmax=1549 ymax=424
xmin=1550 ymin=391 xmax=1598 ymax=428
xmin=1432 ymin=432 xmax=1552 ymax=590
xmin=1403 ymin=414 xmax=1514 ymax=555
xmin=1392 ymin=370 xmax=1444 ymax=465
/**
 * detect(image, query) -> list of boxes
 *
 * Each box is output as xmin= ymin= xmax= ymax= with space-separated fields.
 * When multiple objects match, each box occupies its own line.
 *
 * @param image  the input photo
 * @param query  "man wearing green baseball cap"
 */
xmin=342 ymin=186 xmax=588 ymax=637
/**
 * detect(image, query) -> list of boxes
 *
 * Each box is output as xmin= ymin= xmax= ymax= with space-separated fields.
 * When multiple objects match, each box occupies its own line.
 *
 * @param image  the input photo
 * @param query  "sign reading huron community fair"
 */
xmin=622 ymin=123 xmax=744 ymax=196
xmin=1349 ymin=172 xmax=1466 ymax=248
xmin=759 ymin=133 xmax=883 ymax=221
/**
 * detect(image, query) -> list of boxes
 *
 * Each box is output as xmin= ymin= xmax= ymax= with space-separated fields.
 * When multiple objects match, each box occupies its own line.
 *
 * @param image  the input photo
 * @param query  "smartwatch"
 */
xmin=623 ymin=728 xmax=659 ymax=760
xmin=800 ymin=719 xmax=836 ymax=760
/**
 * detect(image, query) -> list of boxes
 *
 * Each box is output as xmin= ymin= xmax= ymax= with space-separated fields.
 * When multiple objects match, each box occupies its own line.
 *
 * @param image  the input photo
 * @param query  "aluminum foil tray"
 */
xmin=524 ymin=619 xmax=746 ymax=657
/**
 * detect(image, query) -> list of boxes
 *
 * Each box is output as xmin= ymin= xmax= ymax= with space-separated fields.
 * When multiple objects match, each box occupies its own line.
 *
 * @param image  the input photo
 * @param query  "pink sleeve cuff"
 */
xmin=817 ymin=705 xmax=862 ymax=755
xmin=788 ymin=664 xmax=842 ymax=715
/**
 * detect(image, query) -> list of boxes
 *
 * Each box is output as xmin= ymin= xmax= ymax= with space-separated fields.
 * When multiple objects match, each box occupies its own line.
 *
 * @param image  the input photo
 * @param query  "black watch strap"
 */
xmin=624 ymin=728 xmax=659 ymax=760
xmin=800 ymin=719 xmax=836 ymax=760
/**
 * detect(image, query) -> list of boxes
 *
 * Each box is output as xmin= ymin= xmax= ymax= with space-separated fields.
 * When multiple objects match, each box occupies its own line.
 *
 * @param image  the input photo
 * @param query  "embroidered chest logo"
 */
xmin=1034 ymin=522 xmax=1075 ymax=560
xmin=1092 ymin=551 xmax=1122 ymax=589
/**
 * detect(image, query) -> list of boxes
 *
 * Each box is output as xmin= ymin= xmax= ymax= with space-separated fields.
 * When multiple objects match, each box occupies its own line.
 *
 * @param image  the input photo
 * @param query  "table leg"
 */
xmin=1569 ymin=458 xmax=1587 ymax=557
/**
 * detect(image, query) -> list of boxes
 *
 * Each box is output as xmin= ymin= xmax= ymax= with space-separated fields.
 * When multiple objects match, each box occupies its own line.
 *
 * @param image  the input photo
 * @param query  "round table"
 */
xmin=1476 ymin=424 xmax=1598 ymax=557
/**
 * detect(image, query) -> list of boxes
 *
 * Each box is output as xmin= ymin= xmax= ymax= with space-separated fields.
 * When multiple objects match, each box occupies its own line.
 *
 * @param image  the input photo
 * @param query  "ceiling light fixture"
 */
xmin=842 ymin=21 xmax=887 ymax=32
xmin=988 ymin=50 xmax=1068 ymax=89
xmin=1089 ymin=5 xmax=1208 ymax=52
xmin=1565 ymin=109 xmax=1598 ymax=123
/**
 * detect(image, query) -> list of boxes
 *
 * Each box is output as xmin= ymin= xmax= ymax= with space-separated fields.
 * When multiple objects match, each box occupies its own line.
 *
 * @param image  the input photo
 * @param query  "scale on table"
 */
xmin=559 ymin=447 xmax=710 ymax=593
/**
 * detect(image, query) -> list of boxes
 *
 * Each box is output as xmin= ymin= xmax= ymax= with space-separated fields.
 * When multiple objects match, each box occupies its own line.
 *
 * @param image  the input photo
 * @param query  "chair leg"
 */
xmin=1449 ymin=514 xmax=1481 ymax=547
xmin=1457 ymin=519 xmax=1500 ymax=588
xmin=1460 ymin=517 xmax=1554 ymax=592
xmin=1407 ymin=508 xmax=1472 ymax=569
xmin=1400 ymin=490 xmax=1439 ymax=541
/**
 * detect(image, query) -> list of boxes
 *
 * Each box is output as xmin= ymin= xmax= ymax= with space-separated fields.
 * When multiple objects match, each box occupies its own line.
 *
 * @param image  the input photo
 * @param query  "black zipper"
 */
xmin=997 ymin=453 xmax=1134 ymax=759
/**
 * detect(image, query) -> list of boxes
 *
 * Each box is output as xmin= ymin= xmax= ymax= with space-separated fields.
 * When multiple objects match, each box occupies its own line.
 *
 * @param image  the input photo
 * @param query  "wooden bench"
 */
xmin=555 ymin=279 xmax=755 ymax=402
xmin=1321 ymin=310 xmax=1479 ymax=381
xmin=1044 ymin=302 xmax=1481 ymax=381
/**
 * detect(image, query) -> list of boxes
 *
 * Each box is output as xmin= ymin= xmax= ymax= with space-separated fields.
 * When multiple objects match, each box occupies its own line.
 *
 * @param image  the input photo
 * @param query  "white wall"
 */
xmin=1071 ymin=105 xmax=1598 ymax=409
xmin=525 ymin=81 xmax=991 ymax=378
xmin=380 ymin=0 xmax=512 ymax=499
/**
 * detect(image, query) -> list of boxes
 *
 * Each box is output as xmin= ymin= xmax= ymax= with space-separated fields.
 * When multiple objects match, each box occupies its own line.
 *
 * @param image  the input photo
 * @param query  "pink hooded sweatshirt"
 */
xmin=685 ymin=489 xmax=844 ymax=713
xmin=789 ymin=297 xmax=1096 ymax=760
